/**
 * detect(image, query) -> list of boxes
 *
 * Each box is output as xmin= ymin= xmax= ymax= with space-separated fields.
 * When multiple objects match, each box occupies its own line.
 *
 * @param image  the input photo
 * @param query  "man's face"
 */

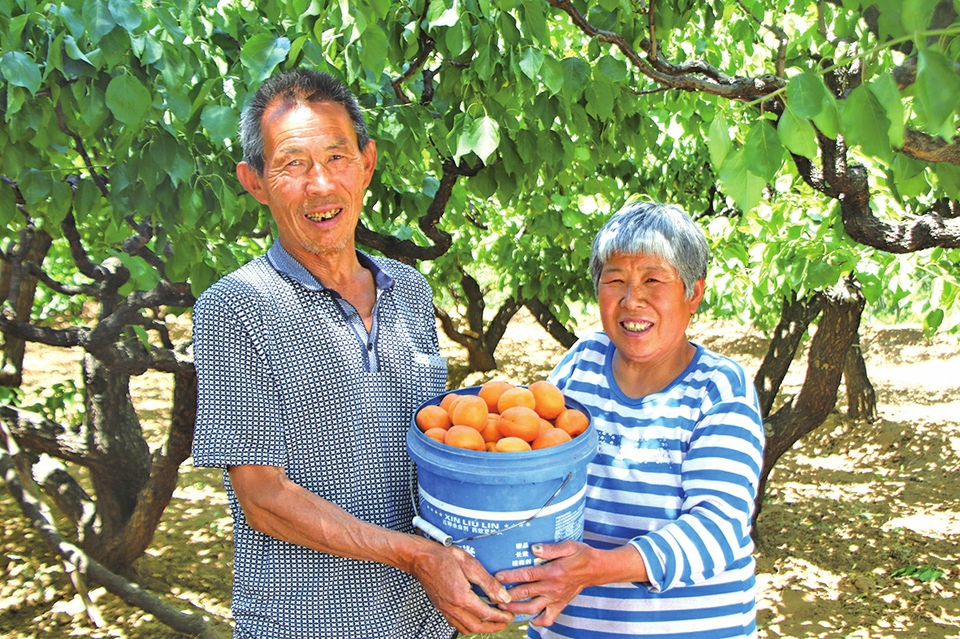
xmin=238 ymin=100 xmax=376 ymax=262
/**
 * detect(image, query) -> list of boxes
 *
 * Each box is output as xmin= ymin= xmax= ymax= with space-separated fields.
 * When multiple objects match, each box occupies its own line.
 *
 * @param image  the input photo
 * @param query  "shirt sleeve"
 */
xmin=631 ymin=389 xmax=764 ymax=592
xmin=191 ymin=286 xmax=288 ymax=469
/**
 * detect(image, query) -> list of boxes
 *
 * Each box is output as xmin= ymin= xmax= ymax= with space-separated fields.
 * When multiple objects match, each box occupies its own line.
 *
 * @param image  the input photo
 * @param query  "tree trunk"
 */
xmin=754 ymin=281 xmax=866 ymax=522
xmin=524 ymin=298 xmax=578 ymax=348
xmin=434 ymin=268 xmax=523 ymax=372
xmin=81 ymin=353 xmax=152 ymax=571
xmin=844 ymin=335 xmax=877 ymax=422
xmin=0 ymin=228 xmax=52 ymax=387
xmin=754 ymin=293 xmax=824 ymax=417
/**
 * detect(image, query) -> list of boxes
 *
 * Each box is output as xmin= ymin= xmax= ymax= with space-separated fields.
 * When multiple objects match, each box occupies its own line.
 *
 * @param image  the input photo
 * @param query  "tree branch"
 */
xmin=547 ymin=0 xmax=785 ymax=101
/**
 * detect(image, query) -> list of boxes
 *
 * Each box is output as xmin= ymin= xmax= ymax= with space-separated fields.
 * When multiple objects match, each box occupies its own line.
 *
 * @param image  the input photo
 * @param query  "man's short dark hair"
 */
xmin=239 ymin=69 xmax=370 ymax=175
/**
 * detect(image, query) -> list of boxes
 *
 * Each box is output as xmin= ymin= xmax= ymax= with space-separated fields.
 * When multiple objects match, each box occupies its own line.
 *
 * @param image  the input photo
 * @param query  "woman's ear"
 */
xmin=689 ymin=278 xmax=706 ymax=314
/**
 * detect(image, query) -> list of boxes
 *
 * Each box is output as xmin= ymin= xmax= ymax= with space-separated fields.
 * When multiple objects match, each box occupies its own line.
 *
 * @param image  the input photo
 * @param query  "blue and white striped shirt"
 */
xmin=534 ymin=332 xmax=764 ymax=639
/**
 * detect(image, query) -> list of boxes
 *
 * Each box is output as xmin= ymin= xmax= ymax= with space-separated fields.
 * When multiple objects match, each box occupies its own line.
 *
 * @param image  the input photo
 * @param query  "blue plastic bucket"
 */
xmin=406 ymin=387 xmax=597 ymax=611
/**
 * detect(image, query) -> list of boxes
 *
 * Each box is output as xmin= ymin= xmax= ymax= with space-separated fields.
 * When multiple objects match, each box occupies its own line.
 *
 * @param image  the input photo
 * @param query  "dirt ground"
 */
xmin=1 ymin=310 xmax=958 ymax=638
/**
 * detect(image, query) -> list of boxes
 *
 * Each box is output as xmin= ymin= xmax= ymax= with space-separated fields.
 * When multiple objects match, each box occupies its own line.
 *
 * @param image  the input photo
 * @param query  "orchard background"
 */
xmin=1 ymin=0 xmax=959 ymax=637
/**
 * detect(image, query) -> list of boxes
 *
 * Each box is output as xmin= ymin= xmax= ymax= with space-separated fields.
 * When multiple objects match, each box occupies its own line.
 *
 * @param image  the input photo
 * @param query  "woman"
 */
xmin=497 ymin=201 xmax=765 ymax=638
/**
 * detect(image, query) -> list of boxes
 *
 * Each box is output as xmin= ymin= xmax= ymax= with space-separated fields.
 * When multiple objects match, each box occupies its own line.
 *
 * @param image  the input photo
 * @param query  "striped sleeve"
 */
xmin=632 ymin=356 xmax=764 ymax=592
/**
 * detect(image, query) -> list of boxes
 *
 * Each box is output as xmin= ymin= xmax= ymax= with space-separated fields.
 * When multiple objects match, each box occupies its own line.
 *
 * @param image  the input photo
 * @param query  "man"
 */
xmin=192 ymin=69 xmax=513 ymax=638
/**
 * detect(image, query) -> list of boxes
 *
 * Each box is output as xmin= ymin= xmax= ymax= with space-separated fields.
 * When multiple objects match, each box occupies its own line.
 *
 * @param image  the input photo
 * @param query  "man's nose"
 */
xmin=305 ymin=163 xmax=335 ymax=194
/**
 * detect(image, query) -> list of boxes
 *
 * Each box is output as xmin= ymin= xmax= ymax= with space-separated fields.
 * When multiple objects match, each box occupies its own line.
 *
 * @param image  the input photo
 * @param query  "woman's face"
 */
xmin=597 ymin=251 xmax=704 ymax=374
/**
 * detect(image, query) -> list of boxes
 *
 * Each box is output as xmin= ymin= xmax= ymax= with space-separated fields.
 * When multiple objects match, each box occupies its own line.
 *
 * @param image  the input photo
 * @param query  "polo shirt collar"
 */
xmin=266 ymin=241 xmax=394 ymax=293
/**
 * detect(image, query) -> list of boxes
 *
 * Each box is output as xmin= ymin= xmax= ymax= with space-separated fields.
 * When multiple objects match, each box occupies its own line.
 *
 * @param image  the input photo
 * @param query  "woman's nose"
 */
xmin=621 ymin=284 xmax=645 ymax=307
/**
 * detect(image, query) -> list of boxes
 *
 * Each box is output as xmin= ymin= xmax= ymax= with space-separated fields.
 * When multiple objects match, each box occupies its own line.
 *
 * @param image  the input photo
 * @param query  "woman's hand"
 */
xmin=495 ymin=541 xmax=648 ymax=627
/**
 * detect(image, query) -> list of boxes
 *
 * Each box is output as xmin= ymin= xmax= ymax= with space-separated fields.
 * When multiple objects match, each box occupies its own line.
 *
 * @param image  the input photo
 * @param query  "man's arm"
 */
xmin=228 ymin=464 xmax=515 ymax=634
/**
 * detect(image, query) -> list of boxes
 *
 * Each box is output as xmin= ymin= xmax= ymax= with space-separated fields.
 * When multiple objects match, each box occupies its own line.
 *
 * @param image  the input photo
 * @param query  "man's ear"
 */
xmin=361 ymin=140 xmax=377 ymax=188
xmin=237 ymin=161 xmax=269 ymax=205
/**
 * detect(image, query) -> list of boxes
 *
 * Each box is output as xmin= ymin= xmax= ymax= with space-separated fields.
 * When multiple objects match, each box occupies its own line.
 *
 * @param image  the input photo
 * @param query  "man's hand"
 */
xmin=410 ymin=541 xmax=515 ymax=634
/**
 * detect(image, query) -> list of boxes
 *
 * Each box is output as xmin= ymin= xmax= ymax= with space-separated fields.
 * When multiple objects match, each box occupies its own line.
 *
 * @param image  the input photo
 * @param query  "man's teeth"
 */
xmin=306 ymin=208 xmax=341 ymax=221
xmin=622 ymin=321 xmax=652 ymax=332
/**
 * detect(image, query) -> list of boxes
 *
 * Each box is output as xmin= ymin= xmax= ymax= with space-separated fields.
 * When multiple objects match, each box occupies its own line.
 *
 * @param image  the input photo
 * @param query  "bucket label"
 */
xmin=554 ymin=501 xmax=585 ymax=540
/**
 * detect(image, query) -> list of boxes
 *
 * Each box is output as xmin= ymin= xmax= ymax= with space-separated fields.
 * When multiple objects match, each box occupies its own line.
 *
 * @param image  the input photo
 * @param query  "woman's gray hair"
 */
xmin=238 ymin=69 xmax=370 ymax=175
xmin=590 ymin=201 xmax=709 ymax=300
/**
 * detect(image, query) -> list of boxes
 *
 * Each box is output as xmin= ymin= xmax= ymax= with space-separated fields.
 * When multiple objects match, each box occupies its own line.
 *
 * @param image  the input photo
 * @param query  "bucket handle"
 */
xmin=411 ymin=471 xmax=573 ymax=547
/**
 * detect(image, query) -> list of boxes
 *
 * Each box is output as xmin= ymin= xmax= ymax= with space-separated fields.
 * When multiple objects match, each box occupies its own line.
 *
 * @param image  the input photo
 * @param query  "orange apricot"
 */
xmin=532 ymin=428 xmax=572 ymax=450
xmin=497 ymin=406 xmax=541 ymax=442
xmin=423 ymin=427 xmax=448 ymax=443
xmin=480 ymin=413 xmax=503 ymax=443
xmin=555 ymin=408 xmax=589 ymax=438
xmin=439 ymin=392 xmax=463 ymax=413
xmin=538 ymin=418 xmax=554 ymax=436
xmin=529 ymin=380 xmax=566 ymax=420
xmin=485 ymin=442 xmax=498 ymax=452
xmin=478 ymin=380 xmax=514 ymax=413
xmin=444 ymin=425 xmax=486 ymax=451
xmin=450 ymin=394 xmax=488 ymax=431
xmin=495 ymin=437 xmax=532 ymax=452
xmin=415 ymin=405 xmax=451 ymax=432
xmin=497 ymin=386 xmax=536 ymax=412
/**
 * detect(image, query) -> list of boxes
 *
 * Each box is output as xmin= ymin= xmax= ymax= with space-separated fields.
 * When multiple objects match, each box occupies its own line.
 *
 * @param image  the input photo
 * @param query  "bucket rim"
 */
xmin=406 ymin=386 xmax=598 ymax=481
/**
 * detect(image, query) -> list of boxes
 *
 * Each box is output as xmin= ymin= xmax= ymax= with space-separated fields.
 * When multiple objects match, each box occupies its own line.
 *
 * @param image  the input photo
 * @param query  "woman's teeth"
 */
xmin=622 ymin=321 xmax=652 ymax=332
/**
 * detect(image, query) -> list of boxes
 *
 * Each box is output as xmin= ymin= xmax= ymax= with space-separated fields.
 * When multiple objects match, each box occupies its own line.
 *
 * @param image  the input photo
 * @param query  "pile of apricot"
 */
xmin=415 ymin=380 xmax=589 ymax=453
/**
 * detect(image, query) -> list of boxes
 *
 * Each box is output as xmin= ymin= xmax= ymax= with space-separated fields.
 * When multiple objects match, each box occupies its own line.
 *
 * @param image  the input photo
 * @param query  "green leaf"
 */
xmin=63 ymin=35 xmax=91 ymax=64
xmin=359 ymin=23 xmax=388 ymax=79
xmin=18 ymin=168 xmax=53 ymax=205
xmin=585 ymin=80 xmax=615 ymax=121
xmin=916 ymin=49 xmax=960 ymax=141
xmin=922 ymin=308 xmax=944 ymax=338
xmin=840 ymin=84 xmax=893 ymax=161
xmin=936 ymin=162 xmax=960 ymax=200
xmin=82 ymin=0 xmax=117 ymax=44
xmin=743 ymin=120 xmax=783 ymax=182
xmin=813 ymin=93 xmax=840 ymax=139
xmin=240 ymin=34 xmax=292 ymax=83
xmin=47 ymin=181 xmax=73 ymax=226
xmin=0 ymin=52 xmax=42 ymax=95
xmin=786 ymin=73 xmax=827 ymax=119
xmin=107 ymin=0 xmax=142 ymax=31
xmin=869 ymin=73 xmax=904 ymax=148
xmin=105 ymin=74 xmax=152 ymax=125
xmin=561 ymin=57 xmax=590 ymax=101
xmin=456 ymin=114 xmax=500 ymax=164
xmin=777 ymin=104 xmax=818 ymax=160
xmin=132 ymin=325 xmax=152 ymax=354
xmin=201 ymin=105 xmax=239 ymax=147
xmin=708 ymin=114 xmax=732 ymax=168
xmin=518 ymin=47 xmax=543 ymax=81
xmin=718 ymin=149 xmax=765 ymax=212
xmin=901 ymin=0 xmax=940 ymax=31
xmin=596 ymin=55 xmax=627 ymax=82
xmin=540 ymin=56 xmax=564 ymax=95
xmin=427 ymin=0 xmax=461 ymax=28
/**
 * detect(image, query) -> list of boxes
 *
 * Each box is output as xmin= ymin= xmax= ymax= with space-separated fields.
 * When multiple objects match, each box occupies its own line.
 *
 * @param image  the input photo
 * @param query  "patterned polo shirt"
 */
xmin=192 ymin=242 xmax=452 ymax=639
